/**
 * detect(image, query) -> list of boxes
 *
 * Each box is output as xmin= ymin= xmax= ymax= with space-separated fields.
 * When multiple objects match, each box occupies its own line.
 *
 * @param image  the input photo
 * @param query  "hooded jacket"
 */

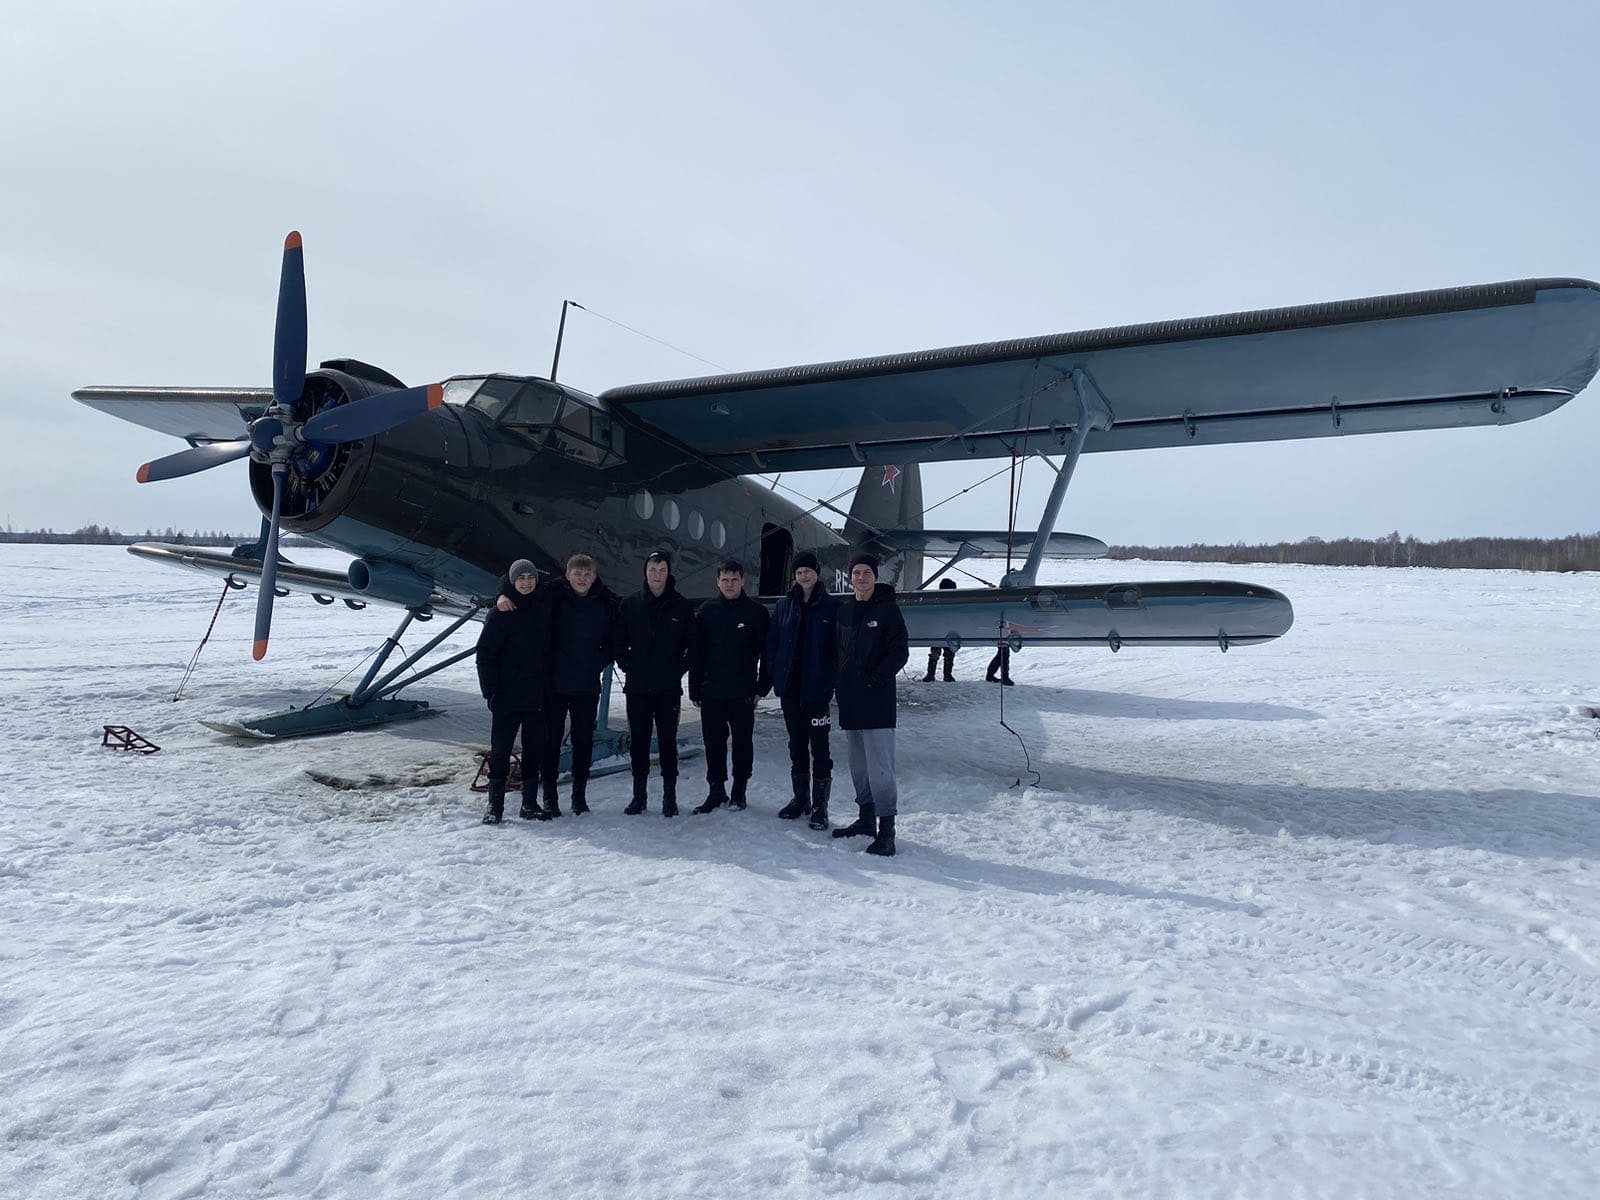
xmin=476 ymin=580 xmax=555 ymax=712
xmin=688 ymin=591 xmax=771 ymax=703
xmin=767 ymin=582 xmax=840 ymax=705
xmin=834 ymin=582 xmax=909 ymax=730
xmin=547 ymin=577 xmax=620 ymax=696
xmin=616 ymin=568 xmax=695 ymax=696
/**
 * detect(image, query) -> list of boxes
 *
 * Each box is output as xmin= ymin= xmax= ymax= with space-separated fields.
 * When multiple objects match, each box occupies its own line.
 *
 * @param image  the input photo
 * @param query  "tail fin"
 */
xmin=845 ymin=462 xmax=923 ymax=588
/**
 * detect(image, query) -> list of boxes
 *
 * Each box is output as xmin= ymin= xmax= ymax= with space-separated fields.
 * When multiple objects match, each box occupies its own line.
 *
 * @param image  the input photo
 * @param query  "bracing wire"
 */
xmin=568 ymin=302 xmax=731 ymax=373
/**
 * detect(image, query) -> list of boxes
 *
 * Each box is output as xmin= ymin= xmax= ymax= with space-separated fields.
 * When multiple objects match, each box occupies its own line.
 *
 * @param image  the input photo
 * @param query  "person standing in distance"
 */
xmin=615 ymin=550 xmax=695 ymax=817
xmin=475 ymin=559 xmax=553 ymax=824
xmin=921 ymin=577 xmax=958 ymax=681
xmin=766 ymin=549 xmax=839 ymax=830
xmin=832 ymin=552 xmax=909 ymax=856
xmin=688 ymin=559 xmax=770 ymax=813
xmin=538 ymin=553 xmax=618 ymax=816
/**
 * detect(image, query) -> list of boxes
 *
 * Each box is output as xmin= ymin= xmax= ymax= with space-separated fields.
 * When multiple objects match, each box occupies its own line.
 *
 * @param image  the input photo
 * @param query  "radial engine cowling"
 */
xmin=246 ymin=362 xmax=406 ymax=523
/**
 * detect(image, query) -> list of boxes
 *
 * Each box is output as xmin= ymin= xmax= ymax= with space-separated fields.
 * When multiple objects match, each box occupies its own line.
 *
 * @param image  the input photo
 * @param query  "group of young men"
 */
xmin=474 ymin=548 xmax=910 ymax=856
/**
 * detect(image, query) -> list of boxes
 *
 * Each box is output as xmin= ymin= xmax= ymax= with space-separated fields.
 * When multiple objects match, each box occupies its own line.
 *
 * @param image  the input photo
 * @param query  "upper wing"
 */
xmin=73 ymin=387 xmax=273 ymax=440
xmin=604 ymin=278 xmax=1600 ymax=473
xmin=877 ymin=530 xmax=1107 ymax=559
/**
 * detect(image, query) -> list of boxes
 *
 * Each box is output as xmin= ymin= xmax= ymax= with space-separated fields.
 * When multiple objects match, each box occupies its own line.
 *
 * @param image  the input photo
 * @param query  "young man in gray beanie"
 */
xmin=475 ymin=559 xmax=553 ymax=824
xmin=831 ymin=552 xmax=909 ymax=855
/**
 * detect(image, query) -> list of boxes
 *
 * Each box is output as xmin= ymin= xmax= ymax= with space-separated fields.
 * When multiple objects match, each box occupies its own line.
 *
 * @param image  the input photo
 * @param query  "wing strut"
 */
xmin=1001 ymin=368 xmax=1115 ymax=588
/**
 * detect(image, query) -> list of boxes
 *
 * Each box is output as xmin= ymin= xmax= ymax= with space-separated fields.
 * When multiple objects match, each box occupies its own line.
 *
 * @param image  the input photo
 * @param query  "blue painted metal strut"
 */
xmin=1002 ymin=368 xmax=1114 ymax=589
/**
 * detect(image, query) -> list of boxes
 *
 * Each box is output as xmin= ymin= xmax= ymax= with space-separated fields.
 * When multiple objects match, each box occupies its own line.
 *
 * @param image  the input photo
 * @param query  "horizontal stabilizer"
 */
xmin=878 ymin=529 xmax=1107 ymax=559
xmin=124 ymin=542 xmax=472 ymax=616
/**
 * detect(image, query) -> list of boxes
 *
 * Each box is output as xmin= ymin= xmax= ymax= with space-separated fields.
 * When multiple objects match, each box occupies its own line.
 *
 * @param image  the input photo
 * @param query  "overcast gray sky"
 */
xmin=4 ymin=0 xmax=1598 ymax=545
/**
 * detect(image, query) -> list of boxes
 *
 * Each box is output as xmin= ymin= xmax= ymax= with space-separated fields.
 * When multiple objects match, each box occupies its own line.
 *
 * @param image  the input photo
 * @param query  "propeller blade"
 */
xmin=300 ymin=383 xmax=444 ymax=444
xmin=252 ymin=467 xmax=287 ymax=661
xmin=137 ymin=440 xmax=251 ymax=483
xmin=273 ymin=231 xmax=307 ymax=410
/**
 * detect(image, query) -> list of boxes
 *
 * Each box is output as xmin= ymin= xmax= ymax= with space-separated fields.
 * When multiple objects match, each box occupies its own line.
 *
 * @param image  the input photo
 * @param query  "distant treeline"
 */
xmin=1108 ymin=532 xmax=1600 ymax=572
xmin=1 ymin=525 xmax=319 ymax=548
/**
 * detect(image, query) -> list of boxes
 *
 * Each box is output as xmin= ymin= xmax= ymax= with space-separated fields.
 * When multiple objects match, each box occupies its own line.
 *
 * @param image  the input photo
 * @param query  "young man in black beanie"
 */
xmin=688 ymin=559 xmax=770 ymax=813
xmin=615 ymin=550 xmax=695 ymax=816
xmin=766 ymin=549 xmax=839 ymax=829
xmin=832 ymin=552 xmax=909 ymax=855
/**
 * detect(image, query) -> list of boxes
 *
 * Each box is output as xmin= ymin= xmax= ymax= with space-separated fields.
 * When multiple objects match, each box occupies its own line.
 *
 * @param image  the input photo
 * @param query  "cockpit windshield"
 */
xmin=446 ymin=375 xmax=623 ymax=467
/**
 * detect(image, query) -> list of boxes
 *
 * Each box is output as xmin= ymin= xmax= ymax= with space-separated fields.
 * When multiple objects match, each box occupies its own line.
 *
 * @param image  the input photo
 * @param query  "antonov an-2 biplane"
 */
xmin=76 ymin=234 xmax=1600 ymax=739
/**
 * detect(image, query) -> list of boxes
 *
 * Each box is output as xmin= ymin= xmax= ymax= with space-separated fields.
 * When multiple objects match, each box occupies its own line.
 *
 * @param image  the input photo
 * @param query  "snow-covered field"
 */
xmin=3 ymin=545 xmax=1597 ymax=1199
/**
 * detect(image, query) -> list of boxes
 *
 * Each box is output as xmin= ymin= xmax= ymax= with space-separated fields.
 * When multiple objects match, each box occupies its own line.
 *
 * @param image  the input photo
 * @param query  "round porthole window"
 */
xmin=688 ymin=511 xmax=705 ymax=540
xmin=662 ymin=498 xmax=681 ymax=530
xmin=711 ymin=518 xmax=727 ymax=549
xmin=632 ymin=490 xmax=654 ymax=520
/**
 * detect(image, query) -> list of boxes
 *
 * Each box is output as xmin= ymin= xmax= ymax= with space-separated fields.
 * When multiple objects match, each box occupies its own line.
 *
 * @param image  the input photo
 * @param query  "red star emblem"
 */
xmin=881 ymin=464 xmax=900 ymax=492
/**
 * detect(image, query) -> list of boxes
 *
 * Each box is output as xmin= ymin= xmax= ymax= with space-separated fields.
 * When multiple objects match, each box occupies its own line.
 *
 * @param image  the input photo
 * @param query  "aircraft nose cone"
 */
xmin=250 ymin=415 xmax=285 ymax=455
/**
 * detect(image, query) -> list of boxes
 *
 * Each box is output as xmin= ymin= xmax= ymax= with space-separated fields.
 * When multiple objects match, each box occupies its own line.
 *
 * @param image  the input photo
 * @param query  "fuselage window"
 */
xmin=632 ymin=490 xmax=655 ymax=520
xmin=688 ymin=511 xmax=705 ymax=540
xmin=661 ymin=498 xmax=681 ymax=531
xmin=711 ymin=518 xmax=727 ymax=549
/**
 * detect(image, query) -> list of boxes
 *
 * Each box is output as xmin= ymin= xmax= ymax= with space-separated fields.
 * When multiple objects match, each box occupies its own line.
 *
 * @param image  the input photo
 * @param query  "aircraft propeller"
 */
xmin=133 ymin=231 xmax=444 ymax=660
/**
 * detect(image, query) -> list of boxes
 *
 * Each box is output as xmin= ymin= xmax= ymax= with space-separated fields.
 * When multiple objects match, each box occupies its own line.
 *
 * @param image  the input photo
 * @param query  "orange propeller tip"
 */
xmin=285 ymin=231 xmax=302 ymax=250
xmin=136 ymin=463 xmax=152 ymax=483
xmin=426 ymin=383 xmax=444 ymax=409
xmin=252 ymin=639 xmax=269 ymax=661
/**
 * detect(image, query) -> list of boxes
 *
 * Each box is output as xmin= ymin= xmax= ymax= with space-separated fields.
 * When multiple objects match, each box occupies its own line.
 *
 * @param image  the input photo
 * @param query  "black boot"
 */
xmin=693 ymin=781 xmax=727 ymax=814
xmin=482 ymin=780 xmax=506 ymax=825
xmin=777 ymin=771 xmax=810 ymax=820
xmin=921 ymin=667 xmax=936 ymax=682
xmin=541 ymin=785 xmax=562 ymax=819
xmin=625 ymin=772 xmax=648 ymax=815
xmin=808 ymin=776 xmax=831 ymax=831
xmin=729 ymin=777 xmax=749 ymax=811
xmin=865 ymin=814 xmax=896 ymax=856
xmin=832 ymin=801 xmax=876 ymax=838
xmin=518 ymin=783 xmax=542 ymax=820
xmin=662 ymin=775 xmax=679 ymax=818
xmin=943 ymin=665 xmax=954 ymax=682
xmin=570 ymin=778 xmax=590 ymax=815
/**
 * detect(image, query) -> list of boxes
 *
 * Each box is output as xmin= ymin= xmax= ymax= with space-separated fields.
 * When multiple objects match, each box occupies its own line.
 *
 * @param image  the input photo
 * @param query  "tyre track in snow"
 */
xmin=806 ymin=881 xmax=1600 ymax=1019
xmin=1227 ymin=915 xmax=1600 ymax=1014
xmin=1081 ymin=1015 xmax=1600 ymax=1149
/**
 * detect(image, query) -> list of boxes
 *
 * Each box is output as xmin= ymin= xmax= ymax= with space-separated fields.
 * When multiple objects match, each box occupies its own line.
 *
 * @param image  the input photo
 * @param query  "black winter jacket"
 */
xmin=834 ymin=583 xmax=909 ymax=730
xmin=616 ymin=575 xmax=695 ymax=696
xmin=547 ymin=578 xmax=619 ymax=696
xmin=688 ymin=592 xmax=771 ymax=703
xmin=767 ymin=584 xmax=839 ymax=705
xmin=476 ymin=582 xmax=554 ymax=712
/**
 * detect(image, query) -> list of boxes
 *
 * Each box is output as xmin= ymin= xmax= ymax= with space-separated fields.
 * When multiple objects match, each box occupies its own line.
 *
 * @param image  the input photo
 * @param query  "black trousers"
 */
xmin=626 ymin=693 xmax=682 ymax=779
xmin=987 ymin=645 xmax=1012 ymax=681
xmin=542 ymin=692 xmax=601 ymax=793
xmin=700 ymin=697 xmax=755 ymax=784
xmin=925 ymin=647 xmax=953 ymax=676
xmin=489 ymin=708 xmax=546 ymax=799
xmin=780 ymin=696 xmax=832 ymax=778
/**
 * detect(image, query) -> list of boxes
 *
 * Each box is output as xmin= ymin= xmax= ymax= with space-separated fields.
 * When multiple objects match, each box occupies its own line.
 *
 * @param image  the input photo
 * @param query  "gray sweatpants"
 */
xmin=845 ymin=727 xmax=898 ymax=817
